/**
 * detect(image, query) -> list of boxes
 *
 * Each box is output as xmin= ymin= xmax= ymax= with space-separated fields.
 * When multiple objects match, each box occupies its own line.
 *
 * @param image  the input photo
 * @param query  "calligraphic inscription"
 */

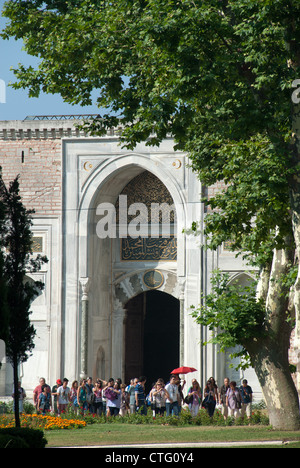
xmin=143 ymin=270 xmax=164 ymax=290
xmin=32 ymin=236 xmax=43 ymax=253
xmin=121 ymin=236 xmax=177 ymax=261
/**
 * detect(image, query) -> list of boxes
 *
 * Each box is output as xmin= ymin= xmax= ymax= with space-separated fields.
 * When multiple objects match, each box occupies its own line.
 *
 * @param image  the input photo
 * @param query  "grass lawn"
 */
xmin=44 ymin=424 xmax=300 ymax=448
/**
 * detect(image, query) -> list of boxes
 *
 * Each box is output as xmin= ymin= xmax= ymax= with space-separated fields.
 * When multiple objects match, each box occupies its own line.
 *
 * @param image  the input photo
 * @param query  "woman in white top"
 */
xmin=151 ymin=380 xmax=170 ymax=416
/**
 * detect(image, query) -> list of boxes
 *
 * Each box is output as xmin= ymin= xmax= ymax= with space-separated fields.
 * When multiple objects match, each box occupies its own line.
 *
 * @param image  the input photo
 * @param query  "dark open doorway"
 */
xmin=124 ymin=290 xmax=180 ymax=394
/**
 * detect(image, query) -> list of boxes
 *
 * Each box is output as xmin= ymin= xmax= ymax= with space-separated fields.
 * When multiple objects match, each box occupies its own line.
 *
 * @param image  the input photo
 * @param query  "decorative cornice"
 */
xmin=0 ymin=119 xmax=121 ymax=141
xmin=0 ymin=120 xmax=89 ymax=140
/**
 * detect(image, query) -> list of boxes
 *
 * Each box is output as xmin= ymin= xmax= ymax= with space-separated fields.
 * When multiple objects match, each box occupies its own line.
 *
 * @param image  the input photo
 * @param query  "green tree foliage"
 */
xmin=0 ymin=173 xmax=8 ymax=345
xmin=0 ymin=174 xmax=48 ymax=427
xmin=191 ymin=271 xmax=266 ymax=365
xmin=1 ymin=0 xmax=299 ymax=258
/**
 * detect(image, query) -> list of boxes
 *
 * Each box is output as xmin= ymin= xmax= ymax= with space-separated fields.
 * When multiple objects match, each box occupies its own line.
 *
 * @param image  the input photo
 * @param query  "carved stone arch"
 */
xmin=77 ymin=152 xmax=187 ymax=279
xmin=227 ymin=272 xmax=256 ymax=287
xmin=113 ymin=269 xmax=179 ymax=309
xmin=115 ymin=170 xmax=176 ymax=224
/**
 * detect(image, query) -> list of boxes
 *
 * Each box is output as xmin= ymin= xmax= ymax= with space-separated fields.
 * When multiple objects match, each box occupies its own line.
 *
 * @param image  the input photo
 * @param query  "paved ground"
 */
xmin=57 ymin=440 xmax=288 ymax=448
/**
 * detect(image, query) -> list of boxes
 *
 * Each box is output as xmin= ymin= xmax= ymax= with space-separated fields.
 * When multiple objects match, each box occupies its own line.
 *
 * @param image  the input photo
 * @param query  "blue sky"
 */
xmin=0 ymin=0 xmax=100 ymax=121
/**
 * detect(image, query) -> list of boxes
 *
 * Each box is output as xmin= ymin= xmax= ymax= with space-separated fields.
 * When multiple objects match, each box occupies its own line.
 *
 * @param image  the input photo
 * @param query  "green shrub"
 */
xmin=0 ymin=400 xmax=36 ymax=415
xmin=250 ymin=410 xmax=269 ymax=425
xmin=0 ymin=427 xmax=47 ymax=448
xmin=22 ymin=401 xmax=36 ymax=415
xmin=0 ymin=434 xmax=29 ymax=448
xmin=0 ymin=401 xmax=11 ymax=415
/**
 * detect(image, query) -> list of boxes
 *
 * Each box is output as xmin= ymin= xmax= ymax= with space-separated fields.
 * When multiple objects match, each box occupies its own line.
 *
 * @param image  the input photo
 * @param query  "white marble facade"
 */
xmin=0 ymin=129 xmax=262 ymax=398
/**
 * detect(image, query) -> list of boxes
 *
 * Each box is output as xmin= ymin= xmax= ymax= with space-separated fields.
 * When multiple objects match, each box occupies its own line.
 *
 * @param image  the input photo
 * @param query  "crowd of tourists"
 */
xmin=16 ymin=375 xmax=253 ymax=419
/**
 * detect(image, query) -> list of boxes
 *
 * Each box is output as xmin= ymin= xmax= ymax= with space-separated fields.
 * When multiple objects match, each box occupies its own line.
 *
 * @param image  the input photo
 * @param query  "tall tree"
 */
xmin=0 ymin=175 xmax=47 ymax=427
xmin=0 ymin=172 xmax=8 ymax=348
xmin=2 ymin=0 xmax=300 ymax=429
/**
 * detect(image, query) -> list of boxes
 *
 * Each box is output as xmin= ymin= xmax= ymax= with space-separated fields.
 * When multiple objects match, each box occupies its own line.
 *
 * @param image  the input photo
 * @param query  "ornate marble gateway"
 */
xmin=0 ymin=119 xmax=265 ymax=400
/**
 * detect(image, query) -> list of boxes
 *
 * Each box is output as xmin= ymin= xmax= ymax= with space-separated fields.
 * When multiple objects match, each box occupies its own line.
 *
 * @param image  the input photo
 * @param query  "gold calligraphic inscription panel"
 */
xmin=121 ymin=236 xmax=177 ymax=261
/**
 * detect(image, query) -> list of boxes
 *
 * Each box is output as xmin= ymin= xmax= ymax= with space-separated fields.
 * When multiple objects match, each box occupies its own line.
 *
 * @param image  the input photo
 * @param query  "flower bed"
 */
xmin=0 ymin=405 xmax=269 ymax=431
xmin=0 ymin=414 xmax=86 ymax=431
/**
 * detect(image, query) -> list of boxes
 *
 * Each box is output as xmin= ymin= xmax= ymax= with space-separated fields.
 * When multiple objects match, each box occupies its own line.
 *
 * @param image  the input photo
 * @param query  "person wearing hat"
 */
xmin=52 ymin=379 xmax=62 ymax=414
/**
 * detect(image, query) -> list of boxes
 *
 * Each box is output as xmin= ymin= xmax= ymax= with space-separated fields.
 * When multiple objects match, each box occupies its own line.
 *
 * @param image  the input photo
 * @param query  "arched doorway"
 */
xmin=125 ymin=291 xmax=180 ymax=393
xmin=62 ymin=139 xmax=190 ymax=384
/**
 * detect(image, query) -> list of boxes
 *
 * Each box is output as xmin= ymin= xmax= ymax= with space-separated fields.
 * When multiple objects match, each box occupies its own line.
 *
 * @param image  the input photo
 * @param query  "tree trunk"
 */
xmin=251 ymin=247 xmax=300 ymax=430
xmin=292 ymin=220 xmax=300 ymax=395
xmin=13 ymin=357 xmax=20 ymax=428
xmin=291 ymin=99 xmax=300 ymax=397
xmin=249 ymin=340 xmax=300 ymax=430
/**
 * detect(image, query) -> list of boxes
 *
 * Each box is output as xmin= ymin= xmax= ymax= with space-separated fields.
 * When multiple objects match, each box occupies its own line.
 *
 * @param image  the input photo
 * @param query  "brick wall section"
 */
xmin=0 ymin=118 xmax=92 ymax=215
xmin=0 ymin=139 xmax=62 ymax=215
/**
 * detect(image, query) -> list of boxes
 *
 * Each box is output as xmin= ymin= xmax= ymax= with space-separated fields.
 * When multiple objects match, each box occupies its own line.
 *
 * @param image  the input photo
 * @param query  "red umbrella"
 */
xmin=171 ymin=366 xmax=197 ymax=375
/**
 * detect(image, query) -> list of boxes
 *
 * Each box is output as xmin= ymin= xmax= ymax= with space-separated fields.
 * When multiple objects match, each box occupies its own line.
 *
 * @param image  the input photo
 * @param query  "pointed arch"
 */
xmin=227 ymin=272 xmax=256 ymax=287
xmin=77 ymin=152 xmax=187 ymax=278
